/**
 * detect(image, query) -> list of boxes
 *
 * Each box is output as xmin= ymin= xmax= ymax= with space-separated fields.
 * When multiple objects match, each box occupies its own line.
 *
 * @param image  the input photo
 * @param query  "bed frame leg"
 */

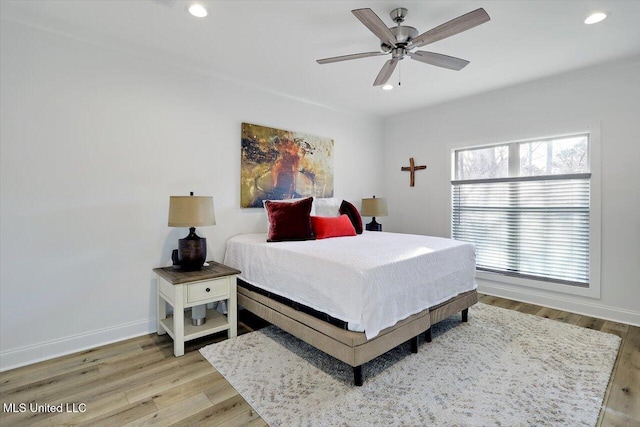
xmin=410 ymin=336 xmax=418 ymax=353
xmin=425 ymin=327 xmax=432 ymax=343
xmin=462 ymin=308 xmax=469 ymax=322
xmin=353 ymin=365 xmax=363 ymax=386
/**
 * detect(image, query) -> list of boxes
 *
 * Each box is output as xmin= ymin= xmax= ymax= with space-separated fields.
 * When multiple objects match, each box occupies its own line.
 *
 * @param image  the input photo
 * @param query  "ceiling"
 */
xmin=2 ymin=0 xmax=640 ymax=117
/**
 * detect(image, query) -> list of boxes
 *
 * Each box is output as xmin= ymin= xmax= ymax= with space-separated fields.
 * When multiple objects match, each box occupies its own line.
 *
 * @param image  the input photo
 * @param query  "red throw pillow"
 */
xmin=339 ymin=200 xmax=363 ymax=234
xmin=265 ymin=197 xmax=315 ymax=242
xmin=311 ymin=214 xmax=357 ymax=239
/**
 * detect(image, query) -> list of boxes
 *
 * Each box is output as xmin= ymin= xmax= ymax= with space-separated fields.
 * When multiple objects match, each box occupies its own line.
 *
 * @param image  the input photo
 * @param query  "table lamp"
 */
xmin=360 ymin=195 xmax=388 ymax=232
xmin=168 ymin=192 xmax=216 ymax=272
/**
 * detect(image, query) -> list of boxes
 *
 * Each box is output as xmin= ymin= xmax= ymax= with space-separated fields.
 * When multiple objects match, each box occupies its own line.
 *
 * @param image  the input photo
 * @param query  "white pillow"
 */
xmin=313 ymin=197 xmax=341 ymax=217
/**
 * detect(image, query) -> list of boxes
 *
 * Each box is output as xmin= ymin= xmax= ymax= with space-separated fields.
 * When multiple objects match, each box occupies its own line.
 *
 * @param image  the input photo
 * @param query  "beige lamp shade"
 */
xmin=168 ymin=196 xmax=216 ymax=227
xmin=360 ymin=197 xmax=388 ymax=217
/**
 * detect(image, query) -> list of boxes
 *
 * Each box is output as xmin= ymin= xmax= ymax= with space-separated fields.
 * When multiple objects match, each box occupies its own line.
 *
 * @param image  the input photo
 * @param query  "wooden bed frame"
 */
xmin=237 ymin=280 xmax=478 ymax=385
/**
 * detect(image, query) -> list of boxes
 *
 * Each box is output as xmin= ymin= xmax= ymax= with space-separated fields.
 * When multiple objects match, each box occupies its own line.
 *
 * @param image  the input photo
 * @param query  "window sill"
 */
xmin=476 ymin=270 xmax=601 ymax=299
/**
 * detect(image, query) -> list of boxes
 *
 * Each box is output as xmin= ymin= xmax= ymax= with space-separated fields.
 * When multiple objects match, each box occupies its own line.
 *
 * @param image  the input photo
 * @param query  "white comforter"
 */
xmin=224 ymin=232 xmax=476 ymax=339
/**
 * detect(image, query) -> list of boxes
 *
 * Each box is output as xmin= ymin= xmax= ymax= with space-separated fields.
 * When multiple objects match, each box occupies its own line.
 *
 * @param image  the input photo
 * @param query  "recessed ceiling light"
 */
xmin=188 ymin=3 xmax=208 ymax=18
xmin=584 ymin=12 xmax=608 ymax=25
xmin=382 ymin=84 xmax=393 ymax=91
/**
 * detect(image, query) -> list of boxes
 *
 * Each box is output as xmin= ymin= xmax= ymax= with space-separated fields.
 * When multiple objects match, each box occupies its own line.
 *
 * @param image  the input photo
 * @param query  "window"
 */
xmin=452 ymin=134 xmax=591 ymax=287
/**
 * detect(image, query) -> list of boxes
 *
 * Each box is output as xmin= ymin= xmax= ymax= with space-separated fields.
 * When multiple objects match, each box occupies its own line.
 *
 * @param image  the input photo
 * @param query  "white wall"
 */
xmin=382 ymin=56 xmax=640 ymax=325
xmin=0 ymin=21 xmax=384 ymax=370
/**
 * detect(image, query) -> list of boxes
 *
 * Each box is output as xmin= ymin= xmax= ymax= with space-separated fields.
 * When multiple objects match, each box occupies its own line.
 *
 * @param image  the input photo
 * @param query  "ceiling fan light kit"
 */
xmin=317 ymin=6 xmax=491 ymax=87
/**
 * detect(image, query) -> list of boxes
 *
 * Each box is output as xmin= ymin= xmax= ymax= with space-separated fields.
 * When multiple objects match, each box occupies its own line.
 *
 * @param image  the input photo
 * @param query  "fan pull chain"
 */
xmin=398 ymin=61 xmax=402 ymax=87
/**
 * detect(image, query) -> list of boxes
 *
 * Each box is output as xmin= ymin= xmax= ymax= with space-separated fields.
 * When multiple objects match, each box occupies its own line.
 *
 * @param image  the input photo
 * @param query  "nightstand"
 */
xmin=153 ymin=261 xmax=240 ymax=357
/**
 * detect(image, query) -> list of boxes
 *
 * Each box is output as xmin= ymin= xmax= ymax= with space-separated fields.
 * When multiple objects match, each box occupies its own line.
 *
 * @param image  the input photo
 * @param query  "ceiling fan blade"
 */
xmin=409 ymin=8 xmax=490 ymax=49
xmin=316 ymin=51 xmax=386 ymax=64
xmin=373 ymin=58 xmax=398 ymax=86
xmin=352 ymin=8 xmax=397 ymax=47
xmin=408 ymin=51 xmax=470 ymax=71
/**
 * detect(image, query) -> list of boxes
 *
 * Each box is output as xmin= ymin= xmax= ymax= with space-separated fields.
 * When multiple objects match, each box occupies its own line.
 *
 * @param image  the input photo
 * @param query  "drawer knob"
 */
xmin=205 ymin=287 xmax=210 ymax=292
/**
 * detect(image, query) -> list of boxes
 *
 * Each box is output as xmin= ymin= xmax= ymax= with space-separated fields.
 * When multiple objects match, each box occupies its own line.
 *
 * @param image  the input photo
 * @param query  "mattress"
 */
xmin=224 ymin=231 xmax=476 ymax=339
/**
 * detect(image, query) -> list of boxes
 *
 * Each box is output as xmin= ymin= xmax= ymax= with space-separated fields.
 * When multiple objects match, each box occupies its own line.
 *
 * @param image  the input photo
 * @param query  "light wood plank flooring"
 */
xmin=1 ymin=295 xmax=637 ymax=426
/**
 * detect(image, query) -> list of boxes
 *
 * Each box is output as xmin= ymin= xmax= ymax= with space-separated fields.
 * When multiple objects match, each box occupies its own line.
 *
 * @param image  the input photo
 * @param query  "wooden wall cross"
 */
xmin=401 ymin=157 xmax=427 ymax=187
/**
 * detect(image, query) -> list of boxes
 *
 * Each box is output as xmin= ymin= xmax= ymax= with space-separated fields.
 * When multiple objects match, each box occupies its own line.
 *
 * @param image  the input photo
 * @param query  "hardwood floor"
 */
xmin=1 ymin=295 xmax=637 ymax=426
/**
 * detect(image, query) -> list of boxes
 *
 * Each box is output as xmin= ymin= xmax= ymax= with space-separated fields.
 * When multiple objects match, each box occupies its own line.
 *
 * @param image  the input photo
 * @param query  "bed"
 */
xmin=224 ymin=230 xmax=478 ymax=385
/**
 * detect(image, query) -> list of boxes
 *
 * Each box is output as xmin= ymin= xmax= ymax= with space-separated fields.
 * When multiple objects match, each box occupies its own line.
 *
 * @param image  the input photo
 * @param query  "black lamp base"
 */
xmin=365 ymin=217 xmax=382 ymax=232
xmin=176 ymin=227 xmax=207 ymax=271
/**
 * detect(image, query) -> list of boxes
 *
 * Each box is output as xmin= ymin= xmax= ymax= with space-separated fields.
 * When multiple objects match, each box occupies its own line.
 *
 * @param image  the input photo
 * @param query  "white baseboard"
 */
xmin=478 ymin=281 xmax=640 ymax=327
xmin=0 ymin=318 xmax=157 ymax=372
xmin=3 ymin=283 xmax=637 ymax=372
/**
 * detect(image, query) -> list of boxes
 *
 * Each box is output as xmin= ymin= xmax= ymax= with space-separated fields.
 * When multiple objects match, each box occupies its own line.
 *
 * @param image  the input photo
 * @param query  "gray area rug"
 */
xmin=200 ymin=303 xmax=621 ymax=426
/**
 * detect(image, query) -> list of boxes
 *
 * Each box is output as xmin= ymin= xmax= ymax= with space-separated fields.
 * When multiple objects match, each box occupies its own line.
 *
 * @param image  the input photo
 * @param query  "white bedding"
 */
xmin=224 ymin=232 xmax=476 ymax=339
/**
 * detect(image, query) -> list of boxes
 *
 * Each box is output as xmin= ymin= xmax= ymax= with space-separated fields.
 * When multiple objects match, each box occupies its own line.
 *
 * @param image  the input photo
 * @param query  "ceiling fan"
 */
xmin=316 ymin=7 xmax=490 ymax=87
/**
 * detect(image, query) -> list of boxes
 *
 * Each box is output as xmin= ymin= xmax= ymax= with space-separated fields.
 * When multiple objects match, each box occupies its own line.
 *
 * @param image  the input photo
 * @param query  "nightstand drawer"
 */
xmin=187 ymin=278 xmax=229 ymax=303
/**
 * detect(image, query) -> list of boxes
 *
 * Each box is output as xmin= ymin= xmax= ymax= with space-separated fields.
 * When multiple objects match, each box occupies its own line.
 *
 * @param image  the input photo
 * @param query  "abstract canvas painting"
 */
xmin=241 ymin=122 xmax=334 ymax=208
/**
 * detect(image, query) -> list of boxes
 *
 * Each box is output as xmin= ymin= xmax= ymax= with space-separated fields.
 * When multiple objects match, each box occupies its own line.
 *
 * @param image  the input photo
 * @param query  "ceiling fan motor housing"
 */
xmin=380 ymin=8 xmax=417 ymax=52
xmin=382 ymin=25 xmax=418 ymax=52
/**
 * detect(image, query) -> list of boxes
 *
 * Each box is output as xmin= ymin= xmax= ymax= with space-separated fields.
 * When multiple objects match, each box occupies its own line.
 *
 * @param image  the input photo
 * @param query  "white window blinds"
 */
xmin=452 ymin=135 xmax=591 ymax=287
